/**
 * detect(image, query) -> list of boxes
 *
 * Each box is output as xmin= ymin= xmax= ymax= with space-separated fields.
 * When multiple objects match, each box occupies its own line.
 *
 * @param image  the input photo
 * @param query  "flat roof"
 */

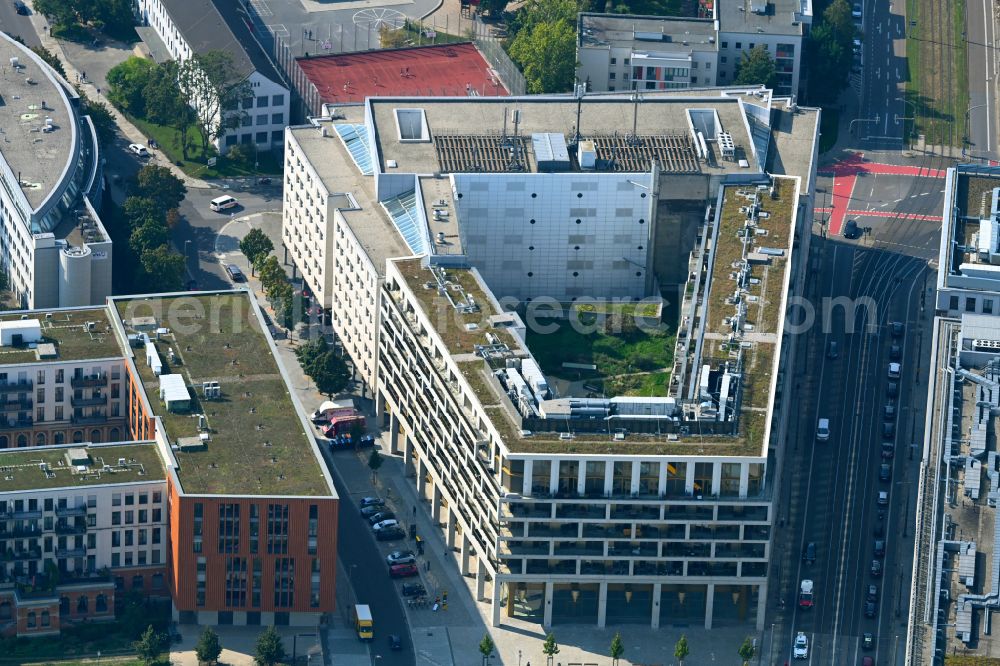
xmin=289 ymin=112 xmax=412 ymax=277
xmin=717 ymin=0 xmax=809 ymax=36
xmin=578 ymin=13 xmax=718 ymax=53
xmin=368 ymin=95 xmax=757 ymax=175
xmin=944 ymin=166 xmax=1000 ymax=287
xmin=0 ymin=32 xmax=76 ymax=210
xmin=0 ymin=308 xmax=120 ymax=366
xmin=420 ymin=176 xmax=464 ymax=256
xmin=765 ymin=105 xmax=819 ymax=190
xmin=297 ymin=43 xmax=508 ymax=106
xmin=113 ymin=293 xmax=332 ymax=497
xmin=0 ymin=443 xmax=164 ymax=492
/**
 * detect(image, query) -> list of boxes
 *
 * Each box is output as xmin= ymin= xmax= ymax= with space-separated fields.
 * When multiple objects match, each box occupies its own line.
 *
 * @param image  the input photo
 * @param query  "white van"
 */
xmin=210 ymin=195 xmax=238 ymax=212
xmin=816 ymin=418 xmax=830 ymax=442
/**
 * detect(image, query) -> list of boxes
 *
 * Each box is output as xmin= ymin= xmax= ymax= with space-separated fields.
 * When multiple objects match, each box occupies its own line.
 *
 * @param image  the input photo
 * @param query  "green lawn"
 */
xmin=127 ymin=115 xmax=282 ymax=179
xmin=525 ymin=314 xmax=675 ymax=397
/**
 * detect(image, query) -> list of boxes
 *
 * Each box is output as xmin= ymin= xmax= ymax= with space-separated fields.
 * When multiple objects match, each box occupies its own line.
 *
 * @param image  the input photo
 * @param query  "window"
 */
xmin=125 ymin=510 xmax=134 ymax=524
xmin=153 ymin=508 xmax=161 ymax=522
xmin=218 ymin=503 xmax=240 ymax=553
xmin=153 ymin=491 xmax=161 ymax=503
xmin=267 ymin=504 xmax=289 ymax=554
xmin=138 ymin=550 xmax=147 ymax=565
xmin=226 ymin=135 xmax=238 ymax=147
xmin=610 ymin=57 xmax=617 ymax=65
xmin=691 ymin=61 xmax=698 ymax=69
xmin=193 ymin=502 xmax=203 ymax=553
xmin=274 ymin=558 xmax=295 ymax=607
xmin=139 ymin=529 xmax=147 ymax=546
xmin=966 ymin=297 xmax=977 ymax=312
xmin=272 ymin=94 xmax=284 ymax=106
xmin=41 ymin=610 xmax=49 ymax=626
xmin=311 ymin=558 xmax=321 ymax=607
xmin=705 ymin=62 xmax=712 ymax=70
xmin=249 ymin=504 xmax=259 ymax=554
xmin=125 ymin=530 xmax=133 ymax=546
xmin=27 ymin=611 xmax=35 ymax=628
xmin=623 ymin=58 xmax=629 ymax=65
xmin=242 ymin=97 xmax=254 ymax=110
xmin=271 ymin=112 xmax=283 ymax=124
xmin=153 ymin=549 xmax=161 ymax=564
xmin=735 ymin=42 xmax=742 ymax=49
xmin=55 ymin=369 xmax=63 ymax=383
xmin=112 ymin=531 xmax=120 ymax=547
xmin=225 ymin=557 xmax=248 ymax=607
xmin=252 ymin=558 xmax=262 ymax=607
xmin=87 ymin=494 xmax=96 ymax=508
xmin=256 ymin=131 xmax=268 ymax=143
xmin=308 ymin=505 xmax=318 ymax=555
xmin=55 ymin=406 xmax=63 ymax=420
xmin=985 ymin=299 xmax=994 ymax=314
xmin=139 ymin=493 xmax=147 ymax=505
xmin=125 ymin=494 xmax=134 ymax=506
xmin=241 ymin=134 xmax=252 ymax=145
xmin=112 ymin=494 xmax=121 ymax=507
xmin=111 ymin=552 xmax=120 ymax=566
xmin=609 ymin=73 xmax=616 ymax=80
xmin=256 ymin=95 xmax=268 ymax=108
xmin=949 ymin=295 xmax=959 ymax=310
xmin=153 ymin=527 xmax=161 ymax=544
xmin=112 ymin=511 xmax=120 ymax=525
xmin=271 ymin=130 xmax=283 ymax=143
xmin=139 ymin=509 xmax=147 ymax=523
xmin=36 ymin=388 xmax=43 ymax=403
xmin=36 ymin=370 xmax=44 ymax=385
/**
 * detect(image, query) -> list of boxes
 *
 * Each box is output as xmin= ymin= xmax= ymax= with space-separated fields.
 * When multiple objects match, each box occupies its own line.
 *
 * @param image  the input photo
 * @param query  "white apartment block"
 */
xmin=282 ymin=92 xmax=820 ymax=628
xmin=135 ymin=0 xmax=290 ymax=154
xmin=936 ymin=165 xmax=1000 ymax=316
xmin=578 ymin=0 xmax=811 ymax=98
xmin=0 ymin=33 xmax=112 ymax=310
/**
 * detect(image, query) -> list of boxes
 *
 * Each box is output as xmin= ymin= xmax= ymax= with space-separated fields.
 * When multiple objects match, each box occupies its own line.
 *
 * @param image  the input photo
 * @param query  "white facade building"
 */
xmin=135 ymin=0 xmax=290 ymax=154
xmin=282 ymin=92 xmax=820 ymax=628
xmin=0 ymin=33 xmax=112 ymax=310
xmin=578 ymin=1 xmax=812 ymax=98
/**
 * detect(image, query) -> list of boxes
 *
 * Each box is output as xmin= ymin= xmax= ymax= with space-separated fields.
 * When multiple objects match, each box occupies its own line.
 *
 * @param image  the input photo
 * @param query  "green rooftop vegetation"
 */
xmin=114 ymin=293 xmax=331 ymax=497
xmin=0 ymin=309 xmax=120 ymax=366
xmin=0 ymin=443 xmax=163 ymax=492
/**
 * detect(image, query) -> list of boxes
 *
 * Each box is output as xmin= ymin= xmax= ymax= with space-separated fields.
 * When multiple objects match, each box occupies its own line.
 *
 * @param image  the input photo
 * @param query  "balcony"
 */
xmin=3 ymin=547 xmax=41 ymax=561
xmin=0 ymin=524 xmax=42 ymax=538
xmin=71 ymin=395 xmax=107 ymax=407
xmin=0 ymin=509 xmax=41 ymax=520
xmin=71 ymin=374 xmax=107 ymax=389
xmin=55 ymin=505 xmax=87 ymax=518
xmin=0 ymin=380 xmax=32 ymax=393
xmin=54 ymin=522 xmax=87 ymax=535
xmin=0 ymin=399 xmax=31 ymax=412
xmin=72 ymin=412 xmax=107 ymax=425
xmin=55 ymin=547 xmax=87 ymax=559
xmin=0 ymin=418 xmax=32 ymax=430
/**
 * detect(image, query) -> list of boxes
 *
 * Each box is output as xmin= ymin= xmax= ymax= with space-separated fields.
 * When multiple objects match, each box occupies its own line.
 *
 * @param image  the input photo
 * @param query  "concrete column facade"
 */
xmin=416 ymin=456 xmax=425 ymax=497
xmin=543 ymin=581 xmax=553 ymax=627
xmin=432 ymin=484 xmax=442 ymax=524
xmin=476 ymin=566 xmax=486 ymax=601
xmin=389 ymin=412 xmax=400 ymax=455
xmin=755 ymin=581 xmax=767 ymax=631
xmin=446 ymin=508 xmax=457 ymax=549
xmin=597 ymin=582 xmax=608 ymax=627
xmin=651 ymin=583 xmax=662 ymax=628
xmin=403 ymin=436 xmax=413 ymax=474
xmin=461 ymin=534 xmax=471 ymax=575
xmin=491 ymin=579 xmax=501 ymax=627
xmin=704 ymin=583 xmax=715 ymax=630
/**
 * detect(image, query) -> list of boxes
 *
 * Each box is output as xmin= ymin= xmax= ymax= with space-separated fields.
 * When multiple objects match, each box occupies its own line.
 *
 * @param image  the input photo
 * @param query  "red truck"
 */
xmin=323 ymin=414 xmax=366 ymax=438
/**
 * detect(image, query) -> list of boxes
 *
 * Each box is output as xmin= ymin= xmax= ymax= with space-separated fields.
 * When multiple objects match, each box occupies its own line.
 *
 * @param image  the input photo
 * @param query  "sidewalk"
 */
xmin=27 ymin=2 xmax=211 ymax=191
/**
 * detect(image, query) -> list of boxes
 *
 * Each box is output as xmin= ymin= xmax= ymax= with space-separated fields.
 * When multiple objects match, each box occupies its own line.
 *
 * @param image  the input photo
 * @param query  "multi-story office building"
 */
xmin=0 ymin=32 xmax=112 ymax=309
xmin=283 ymin=90 xmax=820 ymax=628
xmin=578 ymin=0 xmax=811 ymax=97
xmin=0 ymin=291 xmax=337 ymax=637
xmin=135 ymin=0 xmax=290 ymax=154
xmin=935 ymin=164 xmax=1000 ymax=316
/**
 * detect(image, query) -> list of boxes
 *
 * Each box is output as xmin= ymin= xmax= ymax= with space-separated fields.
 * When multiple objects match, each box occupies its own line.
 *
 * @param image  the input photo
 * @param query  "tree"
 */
xmin=804 ymin=0 xmax=856 ymax=104
xmin=508 ymin=18 xmax=576 ymax=93
xmin=196 ymin=627 xmax=223 ymax=666
xmin=369 ymin=448 xmax=383 ymax=479
xmin=609 ymin=632 xmax=624 ymax=666
xmin=478 ymin=634 xmax=495 ymax=666
xmin=134 ymin=165 xmax=187 ymax=211
xmin=309 ymin=349 xmax=351 ymax=397
xmin=130 ymin=219 xmax=170 ymax=256
xmin=177 ymin=51 xmax=253 ymax=156
xmin=81 ymin=96 xmax=117 ymax=146
xmin=295 ymin=336 xmax=330 ymax=370
xmin=268 ymin=280 xmax=296 ymax=328
xmin=254 ymin=626 xmax=285 ymax=666
xmin=542 ymin=633 xmax=560 ymax=666
xmin=734 ymin=45 xmax=777 ymax=89
xmin=737 ymin=636 xmax=755 ymax=666
xmin=123 ymin=195 xmax=164 ymax=228
xmin=257 ymin=255 xmax=286 ymax=294
xmin=140 ymin=245 xmax=186 ymax=292
xmin=133 ymin=624 xmax=168 ymax=666
xmin=143 ymin=62 xmax=186 ymax=127
xmin=106 ymin=57 xmax=157 ymax=116
xmin=478 ymin=0 xmax=508 ymax=17
xmin=674 ymin=635 xmax=689 ymax=666
xmin=240 ymin=228 xmax=274 ymax=274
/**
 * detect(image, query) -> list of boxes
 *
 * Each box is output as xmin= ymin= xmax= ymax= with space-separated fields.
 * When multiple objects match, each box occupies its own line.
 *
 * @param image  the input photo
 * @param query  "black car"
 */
xmin=887 ymin=381 xmax=898 ymax=398
xmin=881 ymin=442 xmax=895 ymax=459
xmin=864 ymin=600 xmax=877 ymax=618
xmin=889 ymin=343 xmax=902 ymax=360
xmin=890 ymin=321 xmax=904 ymax=337
xmin=843 ymin=219 xmax=862 ymax=239
xmin=871 ymin=559 xmax=882 ymax=577
xmin=879 ymin=463 xmax=891 ymax=482
xmin=803 ymin=542 xmax=817 ymax=564
xmin=361 ymin=505 xmax=383 ymax=518
xmin=356 ymin=434 xmax=376 ymax=449
xmin=873 ymin=519 xmax=884 ymax=537
xmin=369 ymin=511 xmax=396 ymax=526
xmin=13 ymin=0 xmax=27 ymax=14
xmin=866 ymin=584 xmax=879 ymax=602
xmin=862 ymin=633 xmax=874 ymax=650
xmin=388 ymin=634 xmax=402 ymax=651
xmin=375 ymin=526 xmax=406 ymax=541
xmin=874 ymin=540 xmax=885 ymax=557
xmin=401 ymin=582 xmax=427 ymax=597
xmin=225 ymin=263 xmax=245 ymax=282
xmin=882 ymin=421 xmax=895 ymax=439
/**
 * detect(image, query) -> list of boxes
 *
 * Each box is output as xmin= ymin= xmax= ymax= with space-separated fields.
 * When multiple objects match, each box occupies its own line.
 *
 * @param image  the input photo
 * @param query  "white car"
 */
xmin=852 ymin=3 xmax=862 ymax=18
xmin=128 ymin=143 xmax=149 ymax=157
xmin=793 ymin=632 xmax=809 ymax=659
xmin=372 ymin=519 xmax=399 ymax=532
xmin=888 ymin=362 xmax=901 ymax=379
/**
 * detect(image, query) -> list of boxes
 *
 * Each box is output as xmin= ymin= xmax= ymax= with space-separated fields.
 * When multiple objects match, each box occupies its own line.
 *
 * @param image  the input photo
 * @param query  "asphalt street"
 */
xmin=966 ymin=0 xmax=999 ymax=159
xmin=0 ymin=1 xmax=39 ymax=46
xmin=773 ymin=150 xmax=949 ymax=666
xmin=858 ymin=0 xmax=907 ymax=148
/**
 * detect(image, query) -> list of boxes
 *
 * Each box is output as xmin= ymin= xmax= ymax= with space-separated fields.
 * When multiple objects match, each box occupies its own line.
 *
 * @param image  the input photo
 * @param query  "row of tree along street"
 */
xmin=133 ymin=624 xmax=287 ymax=666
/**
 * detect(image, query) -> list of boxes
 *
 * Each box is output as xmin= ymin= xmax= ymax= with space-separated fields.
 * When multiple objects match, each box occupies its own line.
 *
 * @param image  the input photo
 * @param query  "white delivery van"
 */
xmin=210 ymin=195 xmax=238 ymax=212
xmin=816 ymin=418 xmax=830 ymax=441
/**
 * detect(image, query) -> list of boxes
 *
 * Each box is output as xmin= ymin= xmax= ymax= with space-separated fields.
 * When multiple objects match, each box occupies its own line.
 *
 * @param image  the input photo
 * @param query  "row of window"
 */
xmin=111 ymin=508 xmax=161 ymax=525
xmin=241 ymin=94 xmax=286 ymax=110
xmin=111 ymin=527 xmax=162 ymax=546
xmin=195 ymin=556 xmax=319 ymax=608
xmin=192 ymin=503 xmax=311 ymax=555
xmin=224 ymin=130 xmax=284 ymax=147
xmin=949 ymin=294 xmax=995 ymax=313
xmin=0 ymin=426 xmax=121 ymax=448
xmin=110 ymin=548 xmax=161 ymax=567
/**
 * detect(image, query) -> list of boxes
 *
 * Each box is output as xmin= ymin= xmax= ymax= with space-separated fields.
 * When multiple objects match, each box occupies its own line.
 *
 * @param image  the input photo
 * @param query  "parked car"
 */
xmin=401 ymin=582 xmax=427 ymax=597
xmin=871 ymin=559 xmax=882 ymax=577
xmin=369 ymin=511 xmax=396 ymax=526
xmin=887 ymin=381 xmax=898 ymax=398
xmin=882 ymin=442 xmax=895 ymax=459
xmin=13 ymin=1 xmax=28 ymax=14
xmin=373 ymin=519 xmax=399 ymax=532
xmin=863 ymin=657 xmax=875 ymax=666
xmin=793 ymin=632 xmax=809 ymax=659
xmin=386 ymin=550 xmax=416 ymax=566
xmin=874 ymin=540 xmax=885 ymax=557
xmin=843 ymin=219 xmax=861 ymax=239
xmin=884 ymin=403 xmax=896 ymax=421
xmin=225 ymin=264 xmax=245 ymax=282
xmin=877 ymin=490 xmax=889 ymax=505
xmin=864 ymin=600 xmax=877 ymax=618
xmin=882 ymin=421 xmax=895 ymax=439
xmin=389 ymin=563 xmax=419 ymax=578
xmin=852 ymin=2 xmax=862 ymax=19
xmin=866 ymin=584 xmax=879 ymax=602
xmin=361 ymin=505 xmax=384 ymax=518
xmin=128 ymin=143 xmax=150 ymax=157
xmin=888 ymin=362 xmax=901 ymax=379
xmin=879 ymin=463 xmax=891 ymax=482
xmin=862 ymin=633 xmax=874 ymax=650
xmin=360 ymin=496 xmax=385 ymax=508
xmin=375 ymin=526 xmax=406 ymax=541
xmin=890 ymin=343 xmax=902 ymax=360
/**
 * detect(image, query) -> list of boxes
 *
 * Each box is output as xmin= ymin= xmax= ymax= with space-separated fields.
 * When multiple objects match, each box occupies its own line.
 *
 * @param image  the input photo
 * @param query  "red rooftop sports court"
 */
xmin=297 ymin=43 xmax=509 ymax=105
